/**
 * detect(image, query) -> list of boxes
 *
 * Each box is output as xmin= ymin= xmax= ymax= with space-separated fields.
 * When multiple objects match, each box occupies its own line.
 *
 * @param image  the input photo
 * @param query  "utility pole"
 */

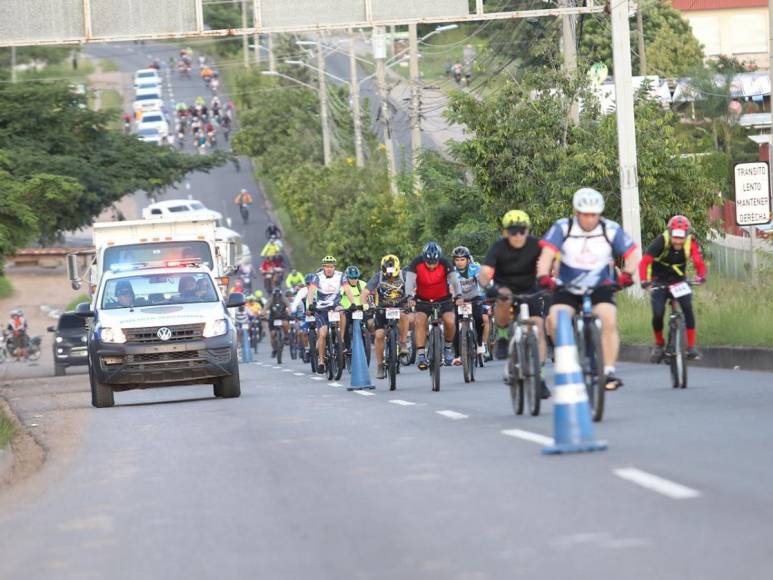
xmin=268 ymin=32 xmax=276 ymax=73
xmin=636 ymin=1 xmax=647 ymax=75
xmin=241 ymin=0 xmax=249 ymax=68
xmin=562 ymin=0 xmax=579 ymax=124
xmin=10 ymin=46 xmax=16 ymax=83
xmin=373 ymin=27 xmax=398 ymax=194
xmin=768 ymin=0 xmax=773 ymax=221
xmin=317 ymin=32 xmax=332 ymax=167
xmin=349 ymin=29 xmax=365 ymax=168
xmin=611 ymin=0 xmax=643 ymax=277
xmin=409 ymin=22 xmax=422 ymax=189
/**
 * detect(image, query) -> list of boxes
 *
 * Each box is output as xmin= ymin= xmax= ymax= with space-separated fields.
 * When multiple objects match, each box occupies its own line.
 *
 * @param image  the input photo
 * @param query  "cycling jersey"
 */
xmin=260 ymin=241 xmax=282 ymax=257
xmin=639 ymin=232 xmax=706 ymax=285
xmin=455 ymin=263 xmax=482 ymax=301
xmin=291 ymin=287 xmax=309 ymax=315
xmin=285 ymin=271 xmax=305 ymax=288
xmin=541 ymin=217 xmax=635 ymax=293
xmin=482 ymin=235 xmax=541 ymax=293
xmin=340 ymin=279 xmax=367 ymax=309
xmin=312 ymin=270 xmax=344 ymax=309
xmin=366 ymin=271 xmax=406 ymax=307
xmin=406 ymin=257 xmax=459 ymax=302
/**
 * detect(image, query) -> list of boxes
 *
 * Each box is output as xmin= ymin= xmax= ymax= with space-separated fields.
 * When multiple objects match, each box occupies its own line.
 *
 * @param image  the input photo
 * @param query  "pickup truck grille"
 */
xmin=124 ymin=324 xmax=205 ymax=344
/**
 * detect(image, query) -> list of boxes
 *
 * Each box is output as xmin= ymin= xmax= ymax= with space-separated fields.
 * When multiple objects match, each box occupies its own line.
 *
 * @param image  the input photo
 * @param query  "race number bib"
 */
xmin=328 ymin=311 xmax=341 ymax=323
xmin=352 ymin=310 xmax=364 ymax=320
xmin=305 ymin=315 xmax=315 ymax=323
xmin=273 ymin=319 xmax=283 ymax=327
xmin=385 ymin=308 xmax=401 ymax=320
xmin=669 ymin=282 xmax=691 ymax=298
xmin=458 ymin=304 xmax=472 ymax=316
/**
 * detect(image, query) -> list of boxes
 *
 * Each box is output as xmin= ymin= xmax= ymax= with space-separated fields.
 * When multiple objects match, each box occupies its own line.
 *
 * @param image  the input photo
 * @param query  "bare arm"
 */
xmin=536 ymin=247 xmax=557 ymax=279
xmin=479 ymin=265 xmax=495 ymax=288
xmin=404 ymin=271 xmax=417 ymax=298
xmin=446 ymin=271 xmax=462 ymax=297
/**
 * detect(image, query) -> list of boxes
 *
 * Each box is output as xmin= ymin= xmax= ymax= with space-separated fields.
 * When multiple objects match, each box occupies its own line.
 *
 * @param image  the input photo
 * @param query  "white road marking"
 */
xmin=501 ymin=429 xmax=555 ymax=446
xmin=294 ymin=372 xmax=306 ymax=376
xmin=272 ymin=366 xmax=282 ymax=369
xmin=436 ymin=410 xmax=468 ymax=420
xmin=389 ymin=400 xmax=416 ymax=406
xmin=282 ymin=369 xmax=293 ymax=373
xmin=309 ymin=377 xmax=324 ymax=381
xmin=328 ymin=382 xmax=343 ymax=388
xmin=353 ymin=390 xmax=375 ymax=396
xmin=613 ymin=468 xmax=701 ymax=500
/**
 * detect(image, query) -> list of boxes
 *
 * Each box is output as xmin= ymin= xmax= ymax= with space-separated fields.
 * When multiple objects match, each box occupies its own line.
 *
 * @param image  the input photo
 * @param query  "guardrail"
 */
xmin=7 ymin=248 xmax=93 ymax=269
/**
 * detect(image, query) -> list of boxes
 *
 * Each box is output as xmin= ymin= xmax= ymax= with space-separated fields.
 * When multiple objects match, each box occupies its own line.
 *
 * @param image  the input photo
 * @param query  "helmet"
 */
xmin=247 ymin=296 xmax=255 ymax=302
xmin=304 ymin=273 xmax=316 ymax=285
xmin=422 ymin=241 xmax=442 ymax=264
xmin=667 ymin=215 xmax=691 ymax=238
xmin=345 ymin=265 xmax=361 ymax=279
xmin=321 ymin=255 xmax=337 ymax=265
xmin=254 ymin=290 xmax=263 ymax=298
xmin=452 ymin=246 xmax=472 ymax=260
xmin=380 ymin=254 xmax=401 ymax=276
xmin=272 ymin=288 xmax=282 ymax=297
xmin=501 ymin=210 xmax=531 ymax=229
xmin=572 ymin=187 xmax=605 ymax=213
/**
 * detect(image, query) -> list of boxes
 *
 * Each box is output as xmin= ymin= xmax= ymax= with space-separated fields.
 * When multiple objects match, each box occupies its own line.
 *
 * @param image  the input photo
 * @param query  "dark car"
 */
xmin=48 ymin=312 xmax=88 ymax=376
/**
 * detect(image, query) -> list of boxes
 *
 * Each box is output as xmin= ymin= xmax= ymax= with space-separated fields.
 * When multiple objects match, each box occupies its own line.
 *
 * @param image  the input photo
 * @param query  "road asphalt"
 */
xmin=1 ymin=41 xmax=771 ymax=580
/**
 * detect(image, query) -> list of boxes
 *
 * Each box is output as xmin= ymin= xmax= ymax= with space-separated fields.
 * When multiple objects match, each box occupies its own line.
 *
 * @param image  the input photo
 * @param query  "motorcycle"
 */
xmin=239 ymin=203 xmax=249 ymax=224
xmin=6 ymin=332 xmax=41 ymax=361
xmin=0 ymin=333 xmax=8 ymax=364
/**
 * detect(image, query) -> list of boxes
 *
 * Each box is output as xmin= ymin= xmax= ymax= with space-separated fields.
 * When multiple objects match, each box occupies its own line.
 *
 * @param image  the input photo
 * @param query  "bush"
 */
xmin=0 ymin=409 xmax=14 ymax=450
xmin=0 ymin=276 xmax=13 ymax=299
xmin=65 ymin=294 xmax=90 ymax=312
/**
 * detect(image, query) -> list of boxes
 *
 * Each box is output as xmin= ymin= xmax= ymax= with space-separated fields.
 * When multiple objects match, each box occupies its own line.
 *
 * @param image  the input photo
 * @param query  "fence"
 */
xmin=709 ymin=233 xmax=773 ymax=279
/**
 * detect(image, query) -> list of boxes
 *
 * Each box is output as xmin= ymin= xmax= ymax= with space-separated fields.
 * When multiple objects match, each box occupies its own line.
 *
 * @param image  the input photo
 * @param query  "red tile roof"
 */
xmin=672 ymin=0 xmax=767 ymax=10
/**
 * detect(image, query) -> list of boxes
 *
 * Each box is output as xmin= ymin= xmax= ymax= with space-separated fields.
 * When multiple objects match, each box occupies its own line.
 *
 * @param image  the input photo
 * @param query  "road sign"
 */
xmin=734 ymin=162 xmax=772 ymax=226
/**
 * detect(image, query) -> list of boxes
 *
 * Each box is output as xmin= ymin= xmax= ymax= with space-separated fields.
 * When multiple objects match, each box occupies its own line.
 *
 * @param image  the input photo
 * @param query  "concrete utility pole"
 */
xmin=253 ymin=33 xmax=261 ymax=66
xmin=562 ymin=0 xmax=579 ymax=124
xmin=409 ymin=22 xmax=422 ymax=188
xmin=373 ymin=27 xmax=398 ymax=194
xmin=241 ymin=0 xmax=249 ymax=68
xmin=10 ymin=46 xmax=16 ymax=83
xmin=268 ymin=32 xmax=276 ymax=73
xmin=636 ymin=1 xmax=647 ymax=75
xmin=768 ymin=0 xmax=773 ymax=206
xmin=316 ymin=33 xmax=332 ymax=167
xmin=349 ymin=29 xmax=365 ymax=167
xmin=611 ymin=0 xmax=643 ymax=272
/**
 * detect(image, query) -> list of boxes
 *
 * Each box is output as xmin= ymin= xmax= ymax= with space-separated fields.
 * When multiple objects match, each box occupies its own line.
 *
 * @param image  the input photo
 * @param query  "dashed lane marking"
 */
xmin=613 ymin=468 xmax=701 ymax=500
xmin=501 ymin=429 xmax=555 ymax=446
xmin=389 ymin=400 xmax=416 ymax=406
xmin=436 ymin=410 xmax=468 ymax=420
xmin=294 ymin=372 xmax=306 ymax=376
xmin=309 ymin=377 xmax=324 ymax=381
xmin=353 ymin=390 xmax=375 ymax=396
xmin=328 ymin=382 xmax=343 ymax=388
xmin=282 ymin=369 xmax=293 ymax=373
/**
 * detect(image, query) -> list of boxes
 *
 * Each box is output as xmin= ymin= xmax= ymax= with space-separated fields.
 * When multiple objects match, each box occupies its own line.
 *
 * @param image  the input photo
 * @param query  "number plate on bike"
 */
xmin=305 ymin=315 xmax=315 ymax=323
xmin=386 ymin=308 xmax=401 ymax=320
xmin=352 ymin=311 xmax=364 ymax=320
xmin=669 ymin=282 xmax=691 ymax=298
xmin=328 ymin=311 xmax=341 ymax=322
xmin=273 ymin=319 xmax=283 ymax=327
xmin=458 ymin=304 xmax=472 ymax=316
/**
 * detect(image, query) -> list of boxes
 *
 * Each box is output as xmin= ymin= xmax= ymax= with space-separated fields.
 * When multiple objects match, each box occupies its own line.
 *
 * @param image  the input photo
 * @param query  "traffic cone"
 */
xmin=348 ymin=319 xmax=374 ymax=391
xmin=543 ymin=310 xmax=607 ymax=455
xmin=241 ymin=327 xmax=252 ymax=364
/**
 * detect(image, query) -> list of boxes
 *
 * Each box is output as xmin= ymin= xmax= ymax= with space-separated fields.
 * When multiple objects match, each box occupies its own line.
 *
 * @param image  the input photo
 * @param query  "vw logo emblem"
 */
xmin=157 ymin=327 xmax=172 ymax=341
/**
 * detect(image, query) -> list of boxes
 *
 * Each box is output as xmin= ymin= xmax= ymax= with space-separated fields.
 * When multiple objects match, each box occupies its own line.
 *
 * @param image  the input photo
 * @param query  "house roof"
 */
xmin=672 ymin=0 xmax=767 ymax=11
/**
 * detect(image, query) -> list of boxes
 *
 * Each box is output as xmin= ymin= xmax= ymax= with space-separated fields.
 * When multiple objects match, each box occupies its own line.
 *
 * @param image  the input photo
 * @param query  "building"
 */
xmin=672 ymin=0 xmax=768 ymax=69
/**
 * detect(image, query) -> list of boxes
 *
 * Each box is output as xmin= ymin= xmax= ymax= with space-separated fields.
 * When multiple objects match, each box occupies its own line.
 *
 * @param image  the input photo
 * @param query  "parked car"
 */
xmin=136 ymin=81 xmax=163 ymax=97
xmin=133 ymin=92 xmax=164 ymax=114
xmin=136 ymin=126 xmax=163 ymax=145
xmin=48 ymin=312 xmax=88 ymax=376
xmin=133 ymin=68 xmax=162 ymax=89
xmin=137 ymin=110 xmax=170 ymax=138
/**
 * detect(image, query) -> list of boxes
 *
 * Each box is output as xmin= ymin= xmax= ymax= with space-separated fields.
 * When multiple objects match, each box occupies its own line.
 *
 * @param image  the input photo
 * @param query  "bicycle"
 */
xmin=239 ymin=202 xmax=249 ymax=224
xmin=271 ymin=319 xmax=285 ymax=364
xmin=344 ymin=307 xmax=371 ymax=373
xmin=288 ymin=318 xmax=300 ymax=360
xmin=457 ymin=302 xmax=478 ymax=384
xmin=503 ymin=292 xmax=545 ymax=416
xmin=650 ymin=280 xmax=696 ymax=389
xmin=324 ymin=309 xmax=345 ymax=381
xmin=414 ymin=300 xmax=447 ymax=392
xmin=249 ymin=317 xmax=262 ymax=354
xmin=306 ymin=313 xmax=318 ymax=374
xmin=562 ymin=283 xmax=620 ymax=422
xmin=375 ymin=306 xmax=405 ymax=391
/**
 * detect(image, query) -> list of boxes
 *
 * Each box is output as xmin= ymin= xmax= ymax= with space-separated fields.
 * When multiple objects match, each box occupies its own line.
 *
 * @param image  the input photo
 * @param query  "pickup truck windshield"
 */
xmin=102 ymin=273 xmax=218 ymax=309
xmin=104 ymin=241 xmax=213 ymax=272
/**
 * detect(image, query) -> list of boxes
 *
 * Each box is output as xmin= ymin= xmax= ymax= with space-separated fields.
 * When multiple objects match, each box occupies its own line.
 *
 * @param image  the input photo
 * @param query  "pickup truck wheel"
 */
xmin=54 ymin=364 xmax=65 ymax=377
xmin=89 ymin=369 xmax=115 ymax=408
xmin=214 ymin=369 xmax=241 ymax=399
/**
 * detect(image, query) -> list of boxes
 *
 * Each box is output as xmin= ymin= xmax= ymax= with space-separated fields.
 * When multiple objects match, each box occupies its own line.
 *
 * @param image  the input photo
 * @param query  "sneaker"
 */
xmin=376 ymin=366 xmax=386 ymax=379
xmin=417 ymin=353 xmax=429 ymax=371
xmin=444 ymin=348 xmax=454 ymax=366
xmin=495 ymin=337 xmax=509 ymax=360
xmin=316 ymin=362 xmax=326 ymax=374
xmin=271 ymin=349 xmax=277 ymax=358
xmin=452 ymin=357 xmax=463 ymax=366
xmin=686 ymin=347 xmax=701 ymax=360
xmin=650 ymin=345 xmax=664 ymax=363
xmin=540 ymin=380 xmax=551 ymax=399
xmin=605 ymin=373 xmax=624 ymax=391
xmin=476 ymin=345 xmax=485 ymax=356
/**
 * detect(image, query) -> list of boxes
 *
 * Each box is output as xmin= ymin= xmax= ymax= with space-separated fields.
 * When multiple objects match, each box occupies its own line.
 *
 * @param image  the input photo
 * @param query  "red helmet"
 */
xmin=667 ymin=215 xmax=691 ymax=232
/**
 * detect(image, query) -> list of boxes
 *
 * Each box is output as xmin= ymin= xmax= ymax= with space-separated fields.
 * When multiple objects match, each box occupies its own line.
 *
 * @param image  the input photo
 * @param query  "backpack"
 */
xmin=655 ymin=231 xmax=693 ymax=277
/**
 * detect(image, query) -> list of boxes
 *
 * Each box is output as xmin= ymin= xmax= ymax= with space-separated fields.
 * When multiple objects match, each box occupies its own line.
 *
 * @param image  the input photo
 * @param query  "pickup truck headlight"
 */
xmin=55 ymin=336 xmax=63 ymax=344
xmin=203 ymin=318 xmax=228 ymax=338
xmin=100 ymin=327 xmax=127 ymax=344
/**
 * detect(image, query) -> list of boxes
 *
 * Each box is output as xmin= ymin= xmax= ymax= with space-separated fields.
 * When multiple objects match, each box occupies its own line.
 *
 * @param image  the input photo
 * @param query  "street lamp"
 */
xmin=260 ymin=70 xmax=317 ymax=91
xmin=284 ymin=60 xmax=348 ymax=84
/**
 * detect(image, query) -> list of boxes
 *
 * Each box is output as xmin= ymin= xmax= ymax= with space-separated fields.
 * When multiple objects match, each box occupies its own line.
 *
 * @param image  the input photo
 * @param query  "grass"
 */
xmin=66 ymin=294 xmax=90 ymax=312
xmin=98 ymin=59 xmax=119 ymax=73
xmin=618 ymin=273 xmax=773 ymax=347
xmin=0 ymin=276 xmax=13 ymax=300
xmin=0 ymin=409 xmax=14 ymax=450
xmin=18 ymin=60 xmax=95 ymax=85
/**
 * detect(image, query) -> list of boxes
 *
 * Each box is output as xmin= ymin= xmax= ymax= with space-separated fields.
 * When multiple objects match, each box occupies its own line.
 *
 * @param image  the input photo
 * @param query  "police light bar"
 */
xmin=165 ymin=258 xmax=202 ymax=268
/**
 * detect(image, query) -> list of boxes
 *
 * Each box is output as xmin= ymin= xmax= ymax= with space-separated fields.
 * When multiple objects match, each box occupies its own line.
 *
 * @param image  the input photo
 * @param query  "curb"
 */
xmin=0 ymin=447 xmax=12 ymax=483
xmin=620 ymin=344 xmax=773 ymax=373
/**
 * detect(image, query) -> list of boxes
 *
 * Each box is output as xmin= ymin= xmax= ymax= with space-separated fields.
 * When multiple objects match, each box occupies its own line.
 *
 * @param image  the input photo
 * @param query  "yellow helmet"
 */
xmin=380 ymin=254 xmax=401 ymax=276
xmin=502 ymin=209 xmax=531 ymax=229
xmin=321 ymin=255 xmax=337 ymax=265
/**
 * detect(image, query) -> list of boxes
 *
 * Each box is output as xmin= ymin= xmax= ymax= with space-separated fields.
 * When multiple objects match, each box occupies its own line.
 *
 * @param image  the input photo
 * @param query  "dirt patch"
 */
xmin=0 ymin=399 xmax=44 ymax=488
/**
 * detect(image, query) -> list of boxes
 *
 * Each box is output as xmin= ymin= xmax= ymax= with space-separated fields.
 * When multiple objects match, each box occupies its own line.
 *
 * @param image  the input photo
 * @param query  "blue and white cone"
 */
xmin=241 ymin=327 xmax=252 ymax=364
xmin=543 ymin=310 xmax=607 ymax=455
xmin=348 ymin=319 xmax=374 ymax=390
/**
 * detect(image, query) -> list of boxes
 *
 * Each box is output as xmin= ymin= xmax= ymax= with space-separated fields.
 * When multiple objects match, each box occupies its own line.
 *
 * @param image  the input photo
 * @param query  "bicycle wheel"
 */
xmin=362 ymin=326 xmax=372 ymax=366
xmin=524 ymin=330 xmax=542 ymax=416
xmin=326 ymin=332 xmax=335 ymax=380
xmin=333 ymin=328 xmax=345 ymax=381
xmin=508 ymin=335 xmax=524 ymax=415
xmin=289 ymin=329 xmax=298 ymax=360
xmin=430 ymin=326 xmax=442 ymax=392
xmin=276 ymin=329 xmax=284 ymax=364
xmin=309 ymin=328 xmax=318 ymax=373
xmin=408 ymin=330 xmax=417 ymax=365
xmin=583 ymin=320 xmax=605 ymax=422
xmin=461 ymin=323 xmax=472 ymax=383
xmin=670 ymin=318 xmax=688 ymax=389
xmin=467 ymin=329 xmax=477 ymax=383
xmin=387 ymin=325 xmax=398 ymax=391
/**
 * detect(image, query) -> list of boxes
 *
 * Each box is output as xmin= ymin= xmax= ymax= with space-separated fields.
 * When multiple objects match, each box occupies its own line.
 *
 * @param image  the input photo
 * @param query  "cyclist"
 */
xmin=265 ymin=288 xmax=291 ymax=358
xmin=7 ymin=309 xmax=29 ymax=361
xmin=266 ymin=222 xmax=282 ymax=240
xmin=536 ymin=188 xmax=638 ymax=390
xmin=290 ymin=273 xmax=317 ymax=361
xmin=260 ymin=236 xmax=283 ymax=258
xmin=340 ymin=265 xmax=368 ymax=354
xmin=285 ymin=268 xmax=305 ymax=291
xmin=639 ymin=215 xmax=707 ymax=361
xmin=253 ymin=289 xmax=266 ymax=308
xmin=405 ymin=241 xmax=463 ymax=370
xmin=451 ymin=246 xmax=485 ymax=366
xmin=235 ymin=260 xmax=256 ymax=294
xmin=306 ymin=256 xmax=345 ymax=374
xmin=479 ymin=210 xmax=550 ymax=397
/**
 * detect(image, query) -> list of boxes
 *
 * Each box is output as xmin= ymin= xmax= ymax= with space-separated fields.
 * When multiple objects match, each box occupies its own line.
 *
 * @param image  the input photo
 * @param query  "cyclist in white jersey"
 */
xmin=536 ymin=188 xmax=638 ymax=390
xmin=306 ymin=255 xmax=345 ymax=374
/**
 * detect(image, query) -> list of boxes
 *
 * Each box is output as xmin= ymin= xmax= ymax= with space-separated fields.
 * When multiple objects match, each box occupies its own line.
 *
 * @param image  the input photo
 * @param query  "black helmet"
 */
xmin=422 ymin=241 xmax=441 ymax=264
xmin=452 ymin=246 xmax=471 ymax=260
xmin=272 ymin=287 xmax=282 ymax=298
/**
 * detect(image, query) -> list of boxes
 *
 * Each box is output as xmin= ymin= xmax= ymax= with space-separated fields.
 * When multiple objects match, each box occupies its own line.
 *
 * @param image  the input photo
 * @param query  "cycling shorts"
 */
xmin=414 ymin=300 xmax=454 ymax=318
xmin=551 ymin=286 xmax=616 ymax=310
xmin=314 ymin=305 xmax=343 ymax=328
xmin=373 ymin=307 xmax=406 ymax=330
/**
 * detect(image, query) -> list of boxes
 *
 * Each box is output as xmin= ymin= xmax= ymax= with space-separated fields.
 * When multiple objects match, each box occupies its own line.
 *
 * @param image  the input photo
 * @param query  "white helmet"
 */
xmin=572 ymin=187 xmax=605 ymax=214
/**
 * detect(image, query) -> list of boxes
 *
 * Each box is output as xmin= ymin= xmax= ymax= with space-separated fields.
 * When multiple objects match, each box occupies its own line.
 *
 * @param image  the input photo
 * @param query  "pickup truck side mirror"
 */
xmin=226 ymin=292 xmax=245 ymax=308
xmin=74 ymin=302 xmax=95 ymax=318
xmin=47 ymin=326 xmax=56 ymax=333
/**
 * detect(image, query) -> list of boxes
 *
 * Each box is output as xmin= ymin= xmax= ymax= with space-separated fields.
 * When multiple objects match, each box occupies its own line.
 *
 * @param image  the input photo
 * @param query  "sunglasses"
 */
xmin=507 ymin=226 xmax=528 ymax=236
